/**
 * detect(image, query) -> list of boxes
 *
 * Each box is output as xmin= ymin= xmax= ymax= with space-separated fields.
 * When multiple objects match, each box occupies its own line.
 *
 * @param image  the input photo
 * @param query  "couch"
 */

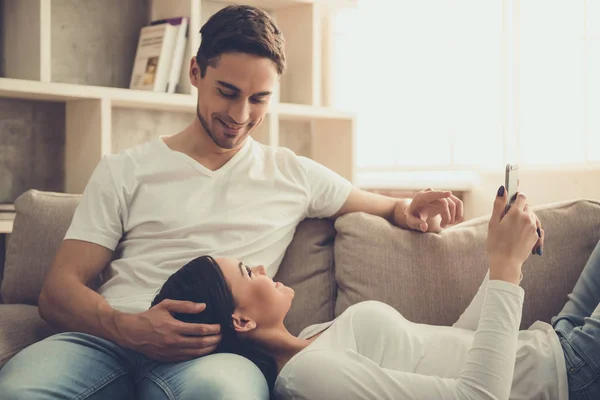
xmin=1 ymin=189 xmax=600 ymax=368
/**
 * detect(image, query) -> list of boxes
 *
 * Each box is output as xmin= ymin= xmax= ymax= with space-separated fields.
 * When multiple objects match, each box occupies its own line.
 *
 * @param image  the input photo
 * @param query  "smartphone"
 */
xmin=505 ymin=164 xmax=519 ymax=214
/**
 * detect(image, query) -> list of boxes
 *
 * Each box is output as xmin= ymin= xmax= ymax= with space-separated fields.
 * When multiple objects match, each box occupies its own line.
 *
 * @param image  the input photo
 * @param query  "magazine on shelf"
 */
xmin=165 ymin=17 xmax=188 ymax=94
xmin=129 ymin=17 xmax=188 ymax=92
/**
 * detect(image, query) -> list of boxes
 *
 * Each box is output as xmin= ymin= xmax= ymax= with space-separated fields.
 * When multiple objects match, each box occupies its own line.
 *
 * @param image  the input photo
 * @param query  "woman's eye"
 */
xmin=245 ymin=266 xmax=252 ymax=277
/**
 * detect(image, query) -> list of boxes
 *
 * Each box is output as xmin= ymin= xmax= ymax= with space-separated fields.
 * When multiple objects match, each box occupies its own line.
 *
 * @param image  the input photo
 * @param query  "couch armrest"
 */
xmin=0 ymin=304 xmax=57 ymax=369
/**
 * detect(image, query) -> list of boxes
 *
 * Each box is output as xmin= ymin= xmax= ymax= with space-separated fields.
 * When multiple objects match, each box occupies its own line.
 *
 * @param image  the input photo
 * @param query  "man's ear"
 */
xmin=189 ymin=57 xmax=200 ymax=87
xmin=232 ymin=312 xmax=257 ymax=333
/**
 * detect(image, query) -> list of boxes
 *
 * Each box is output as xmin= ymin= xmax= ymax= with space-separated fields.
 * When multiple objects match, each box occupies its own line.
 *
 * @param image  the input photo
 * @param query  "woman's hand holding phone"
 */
xmin=487 ymin=186 xmax=544 ymax=284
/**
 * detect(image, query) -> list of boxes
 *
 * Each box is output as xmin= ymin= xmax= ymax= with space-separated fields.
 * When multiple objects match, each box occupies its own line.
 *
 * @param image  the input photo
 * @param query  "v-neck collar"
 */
xmin=157 ymin=135 xmax=254 ymax=177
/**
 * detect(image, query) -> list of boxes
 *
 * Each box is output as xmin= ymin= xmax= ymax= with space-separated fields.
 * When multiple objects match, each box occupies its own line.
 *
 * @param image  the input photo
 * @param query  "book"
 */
xmin=129 ymin=20 xmax=181 ymax=92
xmin=166 ymin=17 xmax=188 ymax=94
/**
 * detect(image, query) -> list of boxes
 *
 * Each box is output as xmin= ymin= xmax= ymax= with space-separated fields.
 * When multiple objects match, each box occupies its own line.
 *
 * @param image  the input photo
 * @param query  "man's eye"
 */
xmin=218 ymin=89 xmax=236 ymax=98
xmin=245 ymin=266 xmax=252 ymax=277
xmin=251 ymin=97 xmax=267 ymax=104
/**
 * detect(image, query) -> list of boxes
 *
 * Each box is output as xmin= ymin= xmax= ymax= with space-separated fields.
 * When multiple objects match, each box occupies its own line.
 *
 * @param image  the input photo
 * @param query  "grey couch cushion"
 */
xmin=274 ymin=218 xmax=337 ymax=336
xmin=1 ymin=190 xmax=80 ymax=305
xmin=0 ymin=304 xmax=57 ymax=368
xmin=334 ymin=199 xmax=600 ymax=329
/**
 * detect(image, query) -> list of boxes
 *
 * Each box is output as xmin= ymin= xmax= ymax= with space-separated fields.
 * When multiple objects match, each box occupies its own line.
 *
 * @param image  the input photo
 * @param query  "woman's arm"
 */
xmin=277 ymin=281 xmax=523 ymax=400
xmin=452 ymin=270 xmax=490 ymax=331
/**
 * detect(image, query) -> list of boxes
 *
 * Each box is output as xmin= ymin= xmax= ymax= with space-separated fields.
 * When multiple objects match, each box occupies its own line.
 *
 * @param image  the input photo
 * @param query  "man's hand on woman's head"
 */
xmin=487 ymin=186 xmax=545 ymax=284
xmin=400 ymin=188 xmax=464 ymax=233
xmin=114 ymin=299 xmax=222 ymax=363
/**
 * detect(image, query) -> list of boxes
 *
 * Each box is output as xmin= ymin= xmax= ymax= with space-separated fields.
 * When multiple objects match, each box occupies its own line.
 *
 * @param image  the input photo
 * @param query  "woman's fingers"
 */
xmin=533 ymin=213 xmax=543 ymax=255
xmin=524 ymin=207 xmax=543 ymax=256
xmin=450 ymin=194 xmax=464 ymax=223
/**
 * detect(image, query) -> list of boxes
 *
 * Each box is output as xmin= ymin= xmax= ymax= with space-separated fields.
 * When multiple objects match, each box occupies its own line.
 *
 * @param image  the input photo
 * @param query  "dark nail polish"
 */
xmin=497 ymin=186 xmax=505 ymax=197
xmin=537 ymin=228 xmax=541 ymax=237
xmin=537 ymin=247 xmax=543 ymax=256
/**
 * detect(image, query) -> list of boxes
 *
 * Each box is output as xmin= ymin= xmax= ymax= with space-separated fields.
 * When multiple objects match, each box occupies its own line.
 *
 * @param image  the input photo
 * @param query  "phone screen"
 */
xmin=505 ymin=164 xmax=519 ymax=213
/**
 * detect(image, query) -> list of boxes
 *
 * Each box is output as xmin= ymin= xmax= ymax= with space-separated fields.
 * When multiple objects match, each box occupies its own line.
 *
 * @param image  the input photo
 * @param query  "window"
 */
xmin=330 ymin=0 xmax=600 ymax=172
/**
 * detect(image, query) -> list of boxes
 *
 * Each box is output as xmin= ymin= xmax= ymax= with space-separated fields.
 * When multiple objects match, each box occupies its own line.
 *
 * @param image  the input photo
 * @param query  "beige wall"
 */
xmin=463 ymin=169 xmax=600 ymax=220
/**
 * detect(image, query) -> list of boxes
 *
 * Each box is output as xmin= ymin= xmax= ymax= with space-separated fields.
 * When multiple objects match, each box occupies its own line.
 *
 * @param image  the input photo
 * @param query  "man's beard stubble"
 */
xmin=196 ymin=106 xmax=231 ymax=149
xmin=196 ymin=105 xmax=259 ymax=150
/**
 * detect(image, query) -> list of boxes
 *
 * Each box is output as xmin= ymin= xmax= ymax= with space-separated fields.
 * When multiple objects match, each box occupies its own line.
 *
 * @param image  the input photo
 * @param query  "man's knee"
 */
xmin=193 ymin=354 xmax=269 ymax=400
xmin=0 ymin=380 xmax=25 ymax=400
xmin=0 ymin=332 xmax=133 ymax=400
xmin=150 ymin=353 xmax=270 ymax=400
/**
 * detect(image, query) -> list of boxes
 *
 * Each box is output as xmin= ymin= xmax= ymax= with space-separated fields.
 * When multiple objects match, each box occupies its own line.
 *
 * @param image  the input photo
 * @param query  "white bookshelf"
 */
xmin=0 ymin=0 xmax=357 ymax=204
xmin=0 ymin=220 xmax=13 ymax=235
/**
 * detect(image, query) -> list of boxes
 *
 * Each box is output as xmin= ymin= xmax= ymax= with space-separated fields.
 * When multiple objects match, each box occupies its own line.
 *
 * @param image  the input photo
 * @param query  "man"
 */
xmin=0 ymin=5 xmax=462 ymax=399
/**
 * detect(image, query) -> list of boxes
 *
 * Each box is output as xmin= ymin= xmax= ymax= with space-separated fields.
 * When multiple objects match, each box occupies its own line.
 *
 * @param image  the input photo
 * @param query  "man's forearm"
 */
xmin=332 ymin=187 xmax=412 ymax=229
xmin=39 ymin=276 xmax=127 ymax=347
xmin=390 ymin=197 xmax=411 ymax=228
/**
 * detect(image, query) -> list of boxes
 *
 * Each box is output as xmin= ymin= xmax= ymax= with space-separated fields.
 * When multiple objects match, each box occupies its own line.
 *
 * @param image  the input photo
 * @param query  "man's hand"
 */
xmin=115 ymin=299 xmax=222 ymax=363
xmin=398 ymin=188 xmax=464 ymax=233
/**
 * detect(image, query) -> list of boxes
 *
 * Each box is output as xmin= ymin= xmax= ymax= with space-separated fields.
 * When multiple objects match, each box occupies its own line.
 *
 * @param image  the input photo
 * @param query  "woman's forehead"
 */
xmin=215 ymin=257 xmax=243 ymax=280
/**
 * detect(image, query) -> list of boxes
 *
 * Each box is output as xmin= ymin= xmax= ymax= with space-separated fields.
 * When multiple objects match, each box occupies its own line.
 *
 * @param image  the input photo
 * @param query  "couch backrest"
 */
xmin=333 ymin=199 xmax=600 ymax=329
xmin=5 ymin=189 xmax=600 ymax=333
xmin=0 ymin=190 xmax=338 ymax=335
xmin=1 ymin=190 xmax=81 ymax=305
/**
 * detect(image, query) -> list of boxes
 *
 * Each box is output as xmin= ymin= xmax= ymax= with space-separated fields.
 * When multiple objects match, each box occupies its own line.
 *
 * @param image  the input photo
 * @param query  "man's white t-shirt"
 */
xmin=64 ymin=136 xmax=353 ymax=313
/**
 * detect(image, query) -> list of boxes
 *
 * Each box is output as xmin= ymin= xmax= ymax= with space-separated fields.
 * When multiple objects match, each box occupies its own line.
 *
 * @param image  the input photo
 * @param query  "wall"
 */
xmin=0 ymin=99 xmax=65 ymax=203
xmin=51 ymin=0 xmax=148 ymax=88
xmin=0 ymin=0 xmax=3 ymax=77
xmin=463 ymin=168 xmax=600 ymax=220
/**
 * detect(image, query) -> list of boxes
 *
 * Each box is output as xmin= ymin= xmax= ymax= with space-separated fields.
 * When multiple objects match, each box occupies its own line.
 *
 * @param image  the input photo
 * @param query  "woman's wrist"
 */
xmin=488 ymin=256 xmax=523 ymax=285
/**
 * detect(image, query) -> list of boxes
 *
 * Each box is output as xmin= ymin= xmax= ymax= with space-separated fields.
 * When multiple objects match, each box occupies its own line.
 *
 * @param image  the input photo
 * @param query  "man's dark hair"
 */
xmin=152 ymin=255 xmax=277 ymax=395
xmin=196 ymin=5 xmax=286 ymax=77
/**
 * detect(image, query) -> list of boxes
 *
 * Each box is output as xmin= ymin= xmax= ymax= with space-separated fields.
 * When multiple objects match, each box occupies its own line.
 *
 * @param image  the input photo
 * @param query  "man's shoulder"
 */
xmin=251 ymin=139 xmax=303 ymax=168
xmin=102 ymin=138 xmax=163 ymax=170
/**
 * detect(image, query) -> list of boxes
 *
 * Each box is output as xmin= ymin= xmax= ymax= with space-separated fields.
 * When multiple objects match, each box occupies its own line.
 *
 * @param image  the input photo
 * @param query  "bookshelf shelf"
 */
xmin=0 ymin=78 xmax=197 ymax=112
xmin=0 ymin=220 xmax=14 ymax=235
xmin=0 ymin=78 xmax=354 ymax=120
xmin=278 ymin=102 xmax=354 ymax=121
xmin=0 ymin=0 xmax=357 ymax=231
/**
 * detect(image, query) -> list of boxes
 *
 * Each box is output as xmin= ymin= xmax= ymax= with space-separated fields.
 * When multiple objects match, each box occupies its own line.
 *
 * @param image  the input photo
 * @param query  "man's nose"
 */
xmin=228 ymin=100 xmax=250 ymax=124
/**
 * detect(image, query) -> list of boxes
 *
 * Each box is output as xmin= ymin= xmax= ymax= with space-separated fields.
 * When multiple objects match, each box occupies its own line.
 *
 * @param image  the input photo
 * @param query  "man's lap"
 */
xmin=0 ymin=332 xmax=268 ymax=400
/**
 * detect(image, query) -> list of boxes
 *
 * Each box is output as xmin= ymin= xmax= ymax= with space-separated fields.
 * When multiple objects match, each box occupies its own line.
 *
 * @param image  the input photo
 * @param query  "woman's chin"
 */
xmin=285 ymin=286 xmax=295 ymax=298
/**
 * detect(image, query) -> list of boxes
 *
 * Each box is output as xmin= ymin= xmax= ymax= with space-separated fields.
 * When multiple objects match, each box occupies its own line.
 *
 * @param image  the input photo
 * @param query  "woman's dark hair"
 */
xmin=151 ymin=255 xmax=277 ymax=394
xmin=196 ymin=5 xmax=286 ymax=77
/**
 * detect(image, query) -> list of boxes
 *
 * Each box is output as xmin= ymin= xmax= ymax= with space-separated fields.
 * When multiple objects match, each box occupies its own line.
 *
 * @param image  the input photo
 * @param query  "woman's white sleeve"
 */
xmin=277 ymin=281 xmax=523 ymax=400
xmin=452 ymin=270 xmax=490 ymax=331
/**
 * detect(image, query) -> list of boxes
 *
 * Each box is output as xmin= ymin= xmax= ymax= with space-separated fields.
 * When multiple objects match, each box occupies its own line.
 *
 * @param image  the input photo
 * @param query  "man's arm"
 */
xmin=330 ymin=187 xmax=464 ymax=233
xmin=38 ymin=239 xmax=222 ymax=362
xmin=330 ymin=187 xmax=412 ymax=229
xmin=38 ymin=239 xmax=122 ymax=341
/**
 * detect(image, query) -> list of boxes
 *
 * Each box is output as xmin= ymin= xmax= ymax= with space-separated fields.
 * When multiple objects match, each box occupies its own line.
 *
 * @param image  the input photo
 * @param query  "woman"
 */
xmin=151 ymin=188 xmax=600 ymax=399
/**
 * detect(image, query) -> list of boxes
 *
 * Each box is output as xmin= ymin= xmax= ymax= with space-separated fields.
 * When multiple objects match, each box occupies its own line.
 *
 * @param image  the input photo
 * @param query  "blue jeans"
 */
xmin=552 ymin=239 xmax=600 ymax=399
xmin=0 ymin=332 xmax=269 ymax=400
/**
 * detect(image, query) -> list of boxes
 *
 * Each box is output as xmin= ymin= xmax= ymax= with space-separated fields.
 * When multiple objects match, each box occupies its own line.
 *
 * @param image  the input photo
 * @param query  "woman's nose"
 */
xmin=252 ymin=265 xmax=267 ymax=276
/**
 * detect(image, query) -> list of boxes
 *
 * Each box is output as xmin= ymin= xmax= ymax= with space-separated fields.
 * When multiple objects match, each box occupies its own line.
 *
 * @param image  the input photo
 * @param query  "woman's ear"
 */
xmin=232 ymin=312 xmax=257 ymax=333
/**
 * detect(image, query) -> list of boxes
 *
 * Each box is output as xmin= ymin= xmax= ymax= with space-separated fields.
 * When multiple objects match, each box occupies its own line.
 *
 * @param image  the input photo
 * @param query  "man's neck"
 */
xmin=166 ymin=119 xmax=246 ymax=171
